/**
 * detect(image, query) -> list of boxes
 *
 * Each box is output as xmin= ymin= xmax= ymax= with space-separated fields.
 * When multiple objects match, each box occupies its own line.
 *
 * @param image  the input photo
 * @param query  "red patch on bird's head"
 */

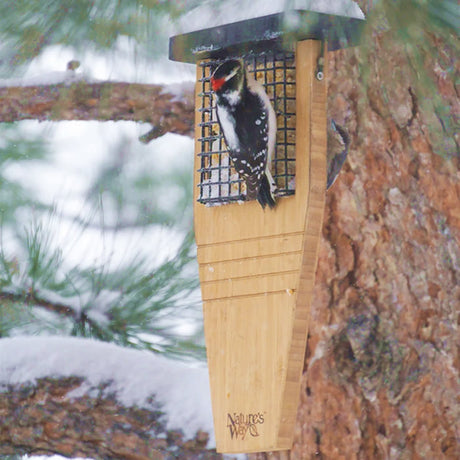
xmin=211 ymin=76 xmax=225 ymax=92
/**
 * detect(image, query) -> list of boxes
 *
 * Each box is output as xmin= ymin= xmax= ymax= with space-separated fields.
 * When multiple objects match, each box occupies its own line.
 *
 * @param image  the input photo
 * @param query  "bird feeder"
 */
xmin=169 ymin=5 xmax=365 ymax=454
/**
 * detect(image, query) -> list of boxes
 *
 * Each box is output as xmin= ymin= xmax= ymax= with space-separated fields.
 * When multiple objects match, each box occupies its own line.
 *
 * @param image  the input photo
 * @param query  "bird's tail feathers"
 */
xmin=256 ymin=172 xmax=276 ymax=209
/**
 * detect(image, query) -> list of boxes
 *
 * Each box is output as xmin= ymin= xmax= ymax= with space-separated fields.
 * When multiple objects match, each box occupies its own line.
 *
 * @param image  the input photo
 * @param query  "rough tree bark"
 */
xmin=252 ymin=3 xmax=459 ymax=460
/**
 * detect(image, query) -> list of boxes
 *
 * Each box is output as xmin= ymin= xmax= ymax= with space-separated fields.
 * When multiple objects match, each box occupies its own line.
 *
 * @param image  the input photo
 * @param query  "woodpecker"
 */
xmin=210 ymin=59 xmax=277 ymax=209
xmin=327 ymin=120 xmax=350 ymax=189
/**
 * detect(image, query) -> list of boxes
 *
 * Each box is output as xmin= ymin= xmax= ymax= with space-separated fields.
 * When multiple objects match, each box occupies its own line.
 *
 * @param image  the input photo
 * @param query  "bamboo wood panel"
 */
xmin=277 ymin=41 xmax=328 ymax=445
xmin=197 ymin=232 xmax=305 ymax=264
xmin=199 ymin=251 xmax=302 ymax=282
xmin=194 ymin=40 xmax=327 ymax=453
xmin=201 ymin=272 xmax=299 ymax=301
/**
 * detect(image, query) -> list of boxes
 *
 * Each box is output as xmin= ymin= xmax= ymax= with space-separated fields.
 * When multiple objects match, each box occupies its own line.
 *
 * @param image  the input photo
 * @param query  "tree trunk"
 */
xmin=253 ymin=4 xmax=459 ymax=460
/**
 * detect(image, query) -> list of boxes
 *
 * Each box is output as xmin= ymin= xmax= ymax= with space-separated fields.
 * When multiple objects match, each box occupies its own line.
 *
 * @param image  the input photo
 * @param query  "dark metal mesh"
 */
xmin=197 ymin=51 xmax=296 ymax=205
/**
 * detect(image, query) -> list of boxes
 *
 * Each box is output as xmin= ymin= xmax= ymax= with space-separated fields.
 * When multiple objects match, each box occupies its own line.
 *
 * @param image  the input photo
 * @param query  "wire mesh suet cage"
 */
xmin=196 ymin=51 xmax=296 ymax=206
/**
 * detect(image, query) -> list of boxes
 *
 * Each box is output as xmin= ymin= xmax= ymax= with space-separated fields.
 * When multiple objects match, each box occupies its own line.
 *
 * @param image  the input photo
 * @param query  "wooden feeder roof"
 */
xmin=169 ymin=9 xmax=366 ymax=63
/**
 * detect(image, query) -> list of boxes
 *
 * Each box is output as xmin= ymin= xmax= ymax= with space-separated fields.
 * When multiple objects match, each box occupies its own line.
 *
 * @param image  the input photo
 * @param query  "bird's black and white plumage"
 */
xmin=211 ymin=59 xmax=277 ymax=209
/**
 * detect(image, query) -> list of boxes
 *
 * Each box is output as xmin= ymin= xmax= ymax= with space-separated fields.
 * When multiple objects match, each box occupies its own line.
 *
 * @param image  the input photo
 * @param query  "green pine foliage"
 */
xmin=0 ymin=0 xmax=205 ymax=360
xmin=0 ymin=123 xmax=203 ymax=360
xmin=0 ymin=0 xmax=200 ymax=75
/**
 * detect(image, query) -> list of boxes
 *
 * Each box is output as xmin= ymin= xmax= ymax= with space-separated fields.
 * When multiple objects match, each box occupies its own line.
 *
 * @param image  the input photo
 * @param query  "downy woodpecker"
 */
xmin=210 ymin=59 xmax=277 ymax=209
xmin=327 ymin=120 xmax=350 ymax=189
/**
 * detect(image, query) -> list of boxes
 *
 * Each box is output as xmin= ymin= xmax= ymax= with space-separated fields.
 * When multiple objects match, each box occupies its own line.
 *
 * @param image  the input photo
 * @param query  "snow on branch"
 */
xmin=0 ymin=336 xmax=216 ymax=458
xmin=0 ymin=80 xmax=195 ymax=140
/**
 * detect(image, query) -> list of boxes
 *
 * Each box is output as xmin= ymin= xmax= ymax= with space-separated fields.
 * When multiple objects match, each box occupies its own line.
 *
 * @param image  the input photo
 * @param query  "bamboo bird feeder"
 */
xmin=170 ymin=9 xmax=364 ymax=454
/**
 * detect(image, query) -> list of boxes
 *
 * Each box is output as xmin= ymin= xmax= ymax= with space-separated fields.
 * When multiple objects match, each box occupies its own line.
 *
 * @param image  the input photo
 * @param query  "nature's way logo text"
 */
xmin=226 ymin=412 xmax=265 ymax=440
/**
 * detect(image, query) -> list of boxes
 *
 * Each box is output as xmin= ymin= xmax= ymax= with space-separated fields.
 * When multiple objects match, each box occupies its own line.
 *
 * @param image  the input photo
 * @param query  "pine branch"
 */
xmin=1 ymin=290 xmax=73 ymax=317
xmin=0 ymin=81 xmax=194 ymax=139
xmin=0 ymin=290 xmax=102 ymax=332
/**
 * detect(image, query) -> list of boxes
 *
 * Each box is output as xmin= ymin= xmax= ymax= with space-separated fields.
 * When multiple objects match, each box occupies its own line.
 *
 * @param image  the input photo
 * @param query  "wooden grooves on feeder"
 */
xmin=193 ymin=40 xmax=327 ymax=453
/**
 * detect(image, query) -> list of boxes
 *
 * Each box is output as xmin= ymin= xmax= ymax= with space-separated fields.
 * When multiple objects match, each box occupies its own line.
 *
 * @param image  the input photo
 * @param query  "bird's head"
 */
xmin=210 ymin=59 xmax=244 ymax=94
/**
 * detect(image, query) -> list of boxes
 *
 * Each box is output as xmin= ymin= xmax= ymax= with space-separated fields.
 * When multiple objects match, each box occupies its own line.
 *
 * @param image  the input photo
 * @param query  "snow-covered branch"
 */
xmin=0 ymin=80 xmax=195 ymax=139
xmin=0 ymin=337 xmax=216 ymax=459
